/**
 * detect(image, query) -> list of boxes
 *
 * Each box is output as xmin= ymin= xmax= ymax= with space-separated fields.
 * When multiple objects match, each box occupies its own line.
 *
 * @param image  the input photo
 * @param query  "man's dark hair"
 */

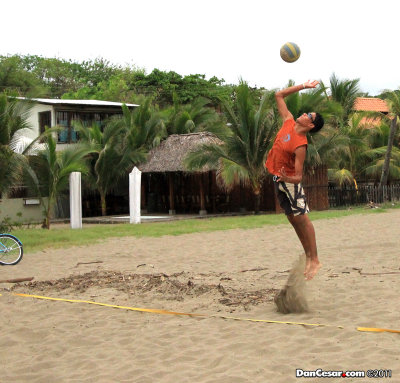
xmin=310 ymin=113 xmax=324 ymax=133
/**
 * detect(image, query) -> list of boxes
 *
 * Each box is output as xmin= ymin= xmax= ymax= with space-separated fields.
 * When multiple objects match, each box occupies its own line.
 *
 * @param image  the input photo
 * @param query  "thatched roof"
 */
xmin=139 ymin=132 xmax=222 ymax=173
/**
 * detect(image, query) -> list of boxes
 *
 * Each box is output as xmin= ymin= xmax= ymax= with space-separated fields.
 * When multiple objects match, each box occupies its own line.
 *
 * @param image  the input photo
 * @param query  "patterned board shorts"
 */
xmin=273 ymin=177 xmax=309 ymax=216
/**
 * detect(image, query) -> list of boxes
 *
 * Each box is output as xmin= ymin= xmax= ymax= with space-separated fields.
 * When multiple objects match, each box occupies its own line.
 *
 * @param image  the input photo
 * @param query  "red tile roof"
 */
xmin=353 ymin=97 xmax=389 ymax=112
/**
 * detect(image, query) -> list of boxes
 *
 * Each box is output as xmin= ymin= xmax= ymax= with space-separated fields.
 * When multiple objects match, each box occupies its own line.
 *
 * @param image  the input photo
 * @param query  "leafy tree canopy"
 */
xmin=129 ymin=69 xmax=232 ymax=106
xmin=0 ymin=55 xmax=46 ymax=96
xmin=0 ymin=55 xmax=232 ymax=107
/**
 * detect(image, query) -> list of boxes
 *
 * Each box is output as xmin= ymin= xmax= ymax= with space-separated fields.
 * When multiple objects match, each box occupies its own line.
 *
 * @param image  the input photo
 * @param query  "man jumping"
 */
xmin=265 ymin=80 xmax=324 ymax=280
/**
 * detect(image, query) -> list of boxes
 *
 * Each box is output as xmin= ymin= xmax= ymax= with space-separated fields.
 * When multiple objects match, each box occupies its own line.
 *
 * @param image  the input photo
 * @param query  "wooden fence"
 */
xmin=328 ymin=184 xmax=400 ymax=207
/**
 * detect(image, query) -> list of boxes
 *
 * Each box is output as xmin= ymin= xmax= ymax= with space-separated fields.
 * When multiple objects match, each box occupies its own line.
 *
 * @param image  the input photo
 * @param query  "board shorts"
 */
xmin=273 ymin=176 xmax=309 ymax=216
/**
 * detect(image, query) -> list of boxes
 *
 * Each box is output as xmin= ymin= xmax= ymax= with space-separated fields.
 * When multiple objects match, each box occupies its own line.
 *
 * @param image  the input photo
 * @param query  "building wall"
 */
xmin=26 ymin=104 xmax=54 ymax=139
xmin=0 ymin=198 xmax=49 ymax=224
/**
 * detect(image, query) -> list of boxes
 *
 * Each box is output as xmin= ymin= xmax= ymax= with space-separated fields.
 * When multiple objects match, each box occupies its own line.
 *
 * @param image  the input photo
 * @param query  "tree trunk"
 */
xmin=100 ymin=190 xmax=107 ymax=216
xmin=42 ymin=197 xmax=53 ymax=229
xmin=44 ymin=206 xmax=51 ymax=229
xmin=380 ymin=116 xmax=398 ymax=188
xmin=253 ymin=186 xmax=261 ymax=214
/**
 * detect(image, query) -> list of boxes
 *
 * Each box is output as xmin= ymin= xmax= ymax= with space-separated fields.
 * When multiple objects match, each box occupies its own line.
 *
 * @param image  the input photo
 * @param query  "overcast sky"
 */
xmin=4 ymin=0 xmax=399 ymax=95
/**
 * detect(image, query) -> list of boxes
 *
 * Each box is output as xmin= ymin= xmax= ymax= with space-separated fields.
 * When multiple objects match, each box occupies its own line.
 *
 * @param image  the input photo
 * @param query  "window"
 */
xmin=8 ymin=186 xmax=28 ymax=199
xmin=56 ymin=111 xmax=121 ymax=143
xmin=57 ymin=111 xmax=75 ymax=143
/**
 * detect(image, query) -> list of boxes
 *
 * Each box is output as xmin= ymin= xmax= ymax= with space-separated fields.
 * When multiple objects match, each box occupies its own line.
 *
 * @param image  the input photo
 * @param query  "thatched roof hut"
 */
xmin=139 ymin=132 xmax=222 ymax=173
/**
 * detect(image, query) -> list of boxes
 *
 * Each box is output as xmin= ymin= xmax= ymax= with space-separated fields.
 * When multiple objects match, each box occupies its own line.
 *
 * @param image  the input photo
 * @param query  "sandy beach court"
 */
xmin=1 ymin=209 xmax=400 ymax=382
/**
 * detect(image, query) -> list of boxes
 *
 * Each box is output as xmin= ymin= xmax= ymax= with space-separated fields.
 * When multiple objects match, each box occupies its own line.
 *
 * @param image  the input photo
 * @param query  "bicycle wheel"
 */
xmin=0 ymin=234 xmax=23 ymax=265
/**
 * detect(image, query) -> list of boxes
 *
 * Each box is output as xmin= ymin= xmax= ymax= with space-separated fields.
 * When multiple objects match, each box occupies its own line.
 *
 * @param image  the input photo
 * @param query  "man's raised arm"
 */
xmin=275 ymin=80 xmax=320 ymax=121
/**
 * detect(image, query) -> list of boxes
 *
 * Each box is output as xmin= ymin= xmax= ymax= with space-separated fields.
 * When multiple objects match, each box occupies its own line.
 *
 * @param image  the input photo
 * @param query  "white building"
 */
xmin=1 ymin=98 xmax=138 ymax=224
xmin=17 ymin=97 xmax=138 ymax=145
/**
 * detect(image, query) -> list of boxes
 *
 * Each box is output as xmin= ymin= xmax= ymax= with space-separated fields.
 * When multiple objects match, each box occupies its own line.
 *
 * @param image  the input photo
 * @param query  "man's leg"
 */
xmin=287 ymin=213 xmax=321 ymax=280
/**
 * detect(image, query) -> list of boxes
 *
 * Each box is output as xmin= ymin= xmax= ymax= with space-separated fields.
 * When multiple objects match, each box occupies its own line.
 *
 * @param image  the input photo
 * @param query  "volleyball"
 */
xmin=280 ymin=42 xmax=301 ymax=63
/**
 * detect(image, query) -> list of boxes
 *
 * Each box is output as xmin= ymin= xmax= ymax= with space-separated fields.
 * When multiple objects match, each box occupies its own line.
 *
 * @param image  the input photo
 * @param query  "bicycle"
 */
xmin=0 ymin=234 xmax=23 ymax=265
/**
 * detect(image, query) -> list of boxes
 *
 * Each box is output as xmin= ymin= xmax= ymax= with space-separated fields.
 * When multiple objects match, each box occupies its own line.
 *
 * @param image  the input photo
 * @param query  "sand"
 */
xmin=1 ymin=209 xmax=400 ymax=382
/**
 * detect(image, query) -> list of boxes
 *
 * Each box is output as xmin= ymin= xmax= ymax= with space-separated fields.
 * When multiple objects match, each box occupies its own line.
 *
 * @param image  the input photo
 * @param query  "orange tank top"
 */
xmin=265 ymin=119 xmax=307 ymax=176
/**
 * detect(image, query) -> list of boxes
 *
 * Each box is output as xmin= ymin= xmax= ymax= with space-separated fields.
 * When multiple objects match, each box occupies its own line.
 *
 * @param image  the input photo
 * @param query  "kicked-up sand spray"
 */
xmin=274 ymin=255 xmax=309 ymax=314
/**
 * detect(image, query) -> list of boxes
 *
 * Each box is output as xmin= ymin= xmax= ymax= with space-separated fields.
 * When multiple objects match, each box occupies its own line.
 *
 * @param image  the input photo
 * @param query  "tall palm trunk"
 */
xmin=379 ymin=116 xmax=398 ymax=187
xmin=44 ymin=208 xmax=51 ymax=229
xmin=253 ymin=186 xmax=261 ymax=214
xmin=99 ymin=189 xmax=107 ymax=216
xmin=43 ymin=194 xmax=54 ymax=229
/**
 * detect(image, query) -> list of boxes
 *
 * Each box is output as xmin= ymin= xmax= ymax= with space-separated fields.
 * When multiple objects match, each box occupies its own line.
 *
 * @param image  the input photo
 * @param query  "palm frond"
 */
xmin=328 ymin=168 xmax=354 ymax=186
xmin=184 ymin=81 xmax=277 ymax=197
xmin=216 ymin=158 xmax=250 ymax=192
xmin=184 ymin=143 xmax=227 ymax=171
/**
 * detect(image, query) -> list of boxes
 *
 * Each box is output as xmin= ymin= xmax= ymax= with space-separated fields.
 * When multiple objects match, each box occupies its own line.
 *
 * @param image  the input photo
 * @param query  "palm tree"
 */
xmin=322 ymin=113 xmax=370 ymax=186
xmin=328 ymin=168 xmax=356 ymax=187
xmin=0 ymin=94 xmax=33 ymax=198
xmin=118 ymin=97 xmax=166 ymax=150
xmin=380 ymin=90 xmax=400 ymax=187
xmin=27 ymin=129 xmax=91 ymax=229
xmin=74 ymin=120 xmax=127 ymax=216
xmin=341 ymin=114 xmax=370 ymax=175
xmin=361 ymin=116 xmax=400 ymax=183
xmin=163 ymin=95 xmax=228 ymax=137
xmin=327 ymin=73 xmax=361 ymax=126
xmin=76 ymin=98 xmax=165 ymax=216
xmin=363 ymin=146 xmax=400 ymax=181
xmin=184 ymin=81 xmax=277 ymax=213
xmin=307 ymin=124 xmax=348 ymax=180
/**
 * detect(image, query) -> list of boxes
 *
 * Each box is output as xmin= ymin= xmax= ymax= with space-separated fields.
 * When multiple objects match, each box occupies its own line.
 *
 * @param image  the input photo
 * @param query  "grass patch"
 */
xmin=10 ymin=205 xmax=395 ymax=254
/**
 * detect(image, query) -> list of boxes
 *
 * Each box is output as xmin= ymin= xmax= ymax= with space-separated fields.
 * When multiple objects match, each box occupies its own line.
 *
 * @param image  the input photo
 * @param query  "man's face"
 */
xmin=296 ymin=112 xmax=316 ymax=128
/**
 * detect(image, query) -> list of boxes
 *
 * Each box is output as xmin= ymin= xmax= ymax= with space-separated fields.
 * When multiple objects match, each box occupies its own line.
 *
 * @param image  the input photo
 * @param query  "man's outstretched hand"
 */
xmin=303 ymin=80 xmax=319 ymax=89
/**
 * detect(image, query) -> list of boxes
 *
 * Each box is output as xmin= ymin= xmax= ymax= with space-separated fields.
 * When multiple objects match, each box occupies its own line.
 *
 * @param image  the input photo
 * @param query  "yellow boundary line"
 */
xmin=14 ymin=293 xmax=205 ymax=317
xmin=13 ymin=293 xmax=332 ymax=328
xmin=6 ymin=293 xmax=400 ymax=334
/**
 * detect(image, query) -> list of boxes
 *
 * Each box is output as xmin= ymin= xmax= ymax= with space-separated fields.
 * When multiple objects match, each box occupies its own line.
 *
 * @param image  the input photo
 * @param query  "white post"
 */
xmin=129 ymin=166 xmax=141 ymax=224
xmin=69 ymin=172 xmax=82 ymax=229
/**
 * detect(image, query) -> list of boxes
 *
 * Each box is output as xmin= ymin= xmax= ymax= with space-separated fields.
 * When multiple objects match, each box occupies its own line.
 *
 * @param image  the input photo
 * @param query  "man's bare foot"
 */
xmin=304 ymin=256 xmax=312 ymax=276
xmin=304 ymin=259 xmax=321 ymax=280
